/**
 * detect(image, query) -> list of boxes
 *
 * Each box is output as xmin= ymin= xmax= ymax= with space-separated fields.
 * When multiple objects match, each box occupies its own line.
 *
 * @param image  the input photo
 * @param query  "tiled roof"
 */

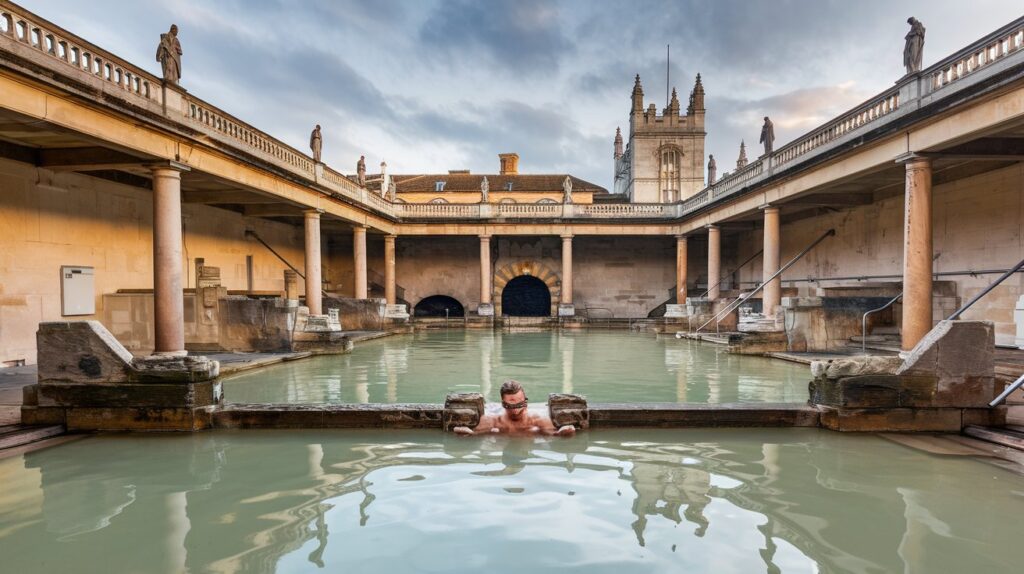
xmin=364 ymin=174 xmax=608 ymax=194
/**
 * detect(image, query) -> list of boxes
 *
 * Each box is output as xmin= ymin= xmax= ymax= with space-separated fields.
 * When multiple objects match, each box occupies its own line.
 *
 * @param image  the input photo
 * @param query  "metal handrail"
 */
xmin=990 ymin=373 xmax=1024 ymax=407
xmin=694 ymin=228 xmax=836 ymax=332
xmin=948 ymin=255 xmax=1024 ymax=320
xmin=861 ymin=293 xmax=902 ymax=354
xmin=696 ymin=249 xmax=764 ymax=300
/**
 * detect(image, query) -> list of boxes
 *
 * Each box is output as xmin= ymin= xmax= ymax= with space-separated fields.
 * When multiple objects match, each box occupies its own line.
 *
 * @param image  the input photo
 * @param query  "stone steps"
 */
xmin=962 ymin=425 xmax=1024 ymax=452
xmin=0 ymin=424 xmax=65 ymax=450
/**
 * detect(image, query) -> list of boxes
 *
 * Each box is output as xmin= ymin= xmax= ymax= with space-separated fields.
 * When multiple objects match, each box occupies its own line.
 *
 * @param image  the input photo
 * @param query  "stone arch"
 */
xmin=413 ymin=295 xmax=465 ymax=317
xmin=493 ymin=260 xmax=560 ymax=317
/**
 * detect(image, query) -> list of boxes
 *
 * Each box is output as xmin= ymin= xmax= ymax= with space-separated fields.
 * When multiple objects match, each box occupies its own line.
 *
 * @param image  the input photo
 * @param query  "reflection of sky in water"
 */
xmin=2 ymin=429 xmax=1022 ymax=573
xmin=225 ymin=330 xmax=810 ymax=404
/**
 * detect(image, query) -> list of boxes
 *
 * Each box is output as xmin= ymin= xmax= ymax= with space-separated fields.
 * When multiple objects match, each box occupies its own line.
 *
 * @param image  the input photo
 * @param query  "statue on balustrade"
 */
xmin=707 ymin=155 xmax=717 ymax=185
xmin=904 ymin=17 xmax=926 ymax=75
xmin=480 ymin=176 xmax=489 ymax=203
xmin=759 ymin=117 xmax=775 ymax=156
xmin=155 ymin=24 xmax=182 ymax=85
xmin=387 ymin=181 xmax=397 ymax=202
xmin=309 ymin=125 xmax=322 ymax=163
xmin=357 ymin=155 xmax=366 ymax=185
xmin=562 ymin=176 xmax=573 ymax=204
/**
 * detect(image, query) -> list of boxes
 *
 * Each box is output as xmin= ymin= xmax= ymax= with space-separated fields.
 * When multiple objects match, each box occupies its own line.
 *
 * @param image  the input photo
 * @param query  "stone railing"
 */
xmin=927 ymin=20 xmax=1024 ymax=93
xmin=496 ymin=203 xmax=562 ymax=217
xmin=395 ymin=203 xmax=480 ymax=218
xmin=0 ymin=3 xmax=162 ymax=107
xmin=186 ymin=98 xmax=314 ymax=176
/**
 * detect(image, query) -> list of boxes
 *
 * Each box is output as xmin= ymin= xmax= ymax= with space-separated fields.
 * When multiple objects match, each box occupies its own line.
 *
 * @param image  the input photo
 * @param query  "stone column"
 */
xmin=304 ymin=210 xmax=323 ymax=315
xmin=384 ymin=234 xmax=397 ymax=305
xmin=707 ymin=225 xmax=721 ymax=300
xmin=151 ymin=164 xmax=189 ymax=356
xmin=762 ymin=205 xmax=781 ymax=317
xmin=560 ymin=235 xmax=573 ymax=305
xmin=478 ymin=235 xmax=493 ymax=315
xmin=353 ymin=225 xmax=367 ymax=299
xmin=676 ymin=235 xmax=688 ymax=303
xmin=901 ymin=156 xmax=933 ymax=351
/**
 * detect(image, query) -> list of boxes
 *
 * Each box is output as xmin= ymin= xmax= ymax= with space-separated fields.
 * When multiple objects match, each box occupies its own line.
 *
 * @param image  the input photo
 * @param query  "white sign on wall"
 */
xmin=60 ymin=266 xmax=95 ymax=316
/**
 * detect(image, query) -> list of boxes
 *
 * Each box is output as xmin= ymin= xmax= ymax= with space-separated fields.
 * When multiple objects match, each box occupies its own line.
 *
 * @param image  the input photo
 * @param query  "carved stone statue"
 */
xmin=309 ymin=125 xmax=322 ymax=163
xmin=155 ymin=24 xmax=182 ymax=84
xmin=707 ymin=155 xmax=717 ymax=185
xmin=357 ymin=155 xmax=366 ymax=185
xmin=480 ymin=176 xmax=489 ymax=203
xmin=759 ymin=117 xmax=775 ymax=156
xmin=387 ymin=181 xmax=396 ymax=202
xmin=562 ymin=176 xmax=573 ymax=204
xmin=904 ymin=17 xmax=926 ymax=75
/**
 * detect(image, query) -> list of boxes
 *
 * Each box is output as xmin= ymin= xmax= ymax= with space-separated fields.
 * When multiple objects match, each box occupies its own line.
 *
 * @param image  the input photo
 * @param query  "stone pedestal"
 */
xmin=477 ymin=303 xmax=494 ymax=317
xmin=685 ymin=297 xmax=711 ymax=316
xmin=443 ymin=393 xmax=484 ymax=431
xmin=291 ymin=307 xmax=351 ymax=353
xmin=737 ymin=307 xmax=784 ymax=333
xmin=22 ymin=321 xmax=221 ymax=431
xmin=385 ymin=304 xmax=410 ymax=320
xmin=664 ymin=304 xmax=688 ymax=318
xmin=558 ymin=303 xmax=576 ymax=317
xmin=1016 ymin=295 xmax=1024 ymax=349
xmin=809 ymin=320 xmax=1004 ymax=431
xmin=782 ymin=296 xmax=824 ymax=352
xmin=548 ymin=393 xmax=589 ymax=430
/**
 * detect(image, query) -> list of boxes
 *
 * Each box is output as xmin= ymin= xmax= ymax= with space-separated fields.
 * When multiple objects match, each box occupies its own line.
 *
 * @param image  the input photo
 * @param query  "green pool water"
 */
xmin=224 ymin=330 xmax=810 ymax=404
xmin=1 ymin=429 xmax=1021 ymax=573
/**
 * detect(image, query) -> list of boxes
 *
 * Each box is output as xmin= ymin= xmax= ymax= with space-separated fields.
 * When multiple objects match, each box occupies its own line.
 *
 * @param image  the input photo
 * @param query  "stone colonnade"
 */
xmin=147 ymin=159 xmax=936 ymax=338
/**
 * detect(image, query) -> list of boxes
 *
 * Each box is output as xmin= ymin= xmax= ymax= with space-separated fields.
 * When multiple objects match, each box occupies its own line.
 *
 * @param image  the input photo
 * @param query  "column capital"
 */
xmin=304 ymin=208 xmax=324 ymax=217
xmin=148 ymin=161 xmax=191 ymax=173
xmin=759 ymin=203 xmax=779 ymax=213
xmin=384 ymin=233 xmax=397 ymax=240
xmin=675 ymin=234 xmax=688 ymax=240
xmin=352 ymin=224 xmax=368 ymax=232
xmin=479 ymin=234 xmax=492 ymax=241
xmin=560 ymin=233 xmax=574 ymax=240
xmin=705 ymin=223 xmax=719 ymax=230
xmin=894 ymin=152 xmax=932 ymax=167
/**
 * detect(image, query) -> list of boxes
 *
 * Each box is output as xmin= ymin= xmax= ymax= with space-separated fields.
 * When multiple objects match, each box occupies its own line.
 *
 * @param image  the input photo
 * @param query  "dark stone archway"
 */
xmin=501 ymin=276 xmax=551 ymax=317
xmin=413 ymin=295 xmax=465 ymax=317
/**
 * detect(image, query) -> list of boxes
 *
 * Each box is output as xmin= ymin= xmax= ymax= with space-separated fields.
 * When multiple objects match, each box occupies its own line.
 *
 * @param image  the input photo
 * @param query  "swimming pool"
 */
xmin=1 ymin=429 xmax=1020 ymax=573
xmin=224 ymin=330 xmax=810 ymax=404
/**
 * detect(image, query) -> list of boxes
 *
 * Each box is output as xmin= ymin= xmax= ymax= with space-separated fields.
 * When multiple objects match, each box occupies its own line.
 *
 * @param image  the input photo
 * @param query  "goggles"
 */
xmin=501 ymin=397 xmax=529 ymax=410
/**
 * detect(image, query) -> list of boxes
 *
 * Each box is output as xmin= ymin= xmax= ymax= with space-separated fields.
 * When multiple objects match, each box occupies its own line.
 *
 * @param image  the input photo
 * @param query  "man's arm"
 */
xmin=531 ymin=413 xmax=575 ymax=436
xmin=453 ymin=413 xmax=500 ymax=436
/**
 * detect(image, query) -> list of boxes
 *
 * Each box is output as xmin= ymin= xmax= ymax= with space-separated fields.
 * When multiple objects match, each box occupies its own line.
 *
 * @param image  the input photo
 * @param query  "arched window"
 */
xmin=429 ymin=197 xmax=448 ymax=204
xmin=536 ymin=198 xmax=557 ymax=204
xmin=499 ymin=198 xmax=517 ymax=204
xmin=659 ymin=147 xmax=681 ymax=202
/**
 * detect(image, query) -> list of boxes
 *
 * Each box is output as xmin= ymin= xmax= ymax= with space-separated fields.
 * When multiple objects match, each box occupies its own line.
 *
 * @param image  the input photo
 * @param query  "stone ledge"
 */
xmin=63 ymin=406 xmax=216 ymax=431
xmin=588 ymin=403 xmax=820 ymax=428
xmin=818 ymin=406 xmax=963 ymax=432
xmin=215 ymin=403 xmax=444 ymax=429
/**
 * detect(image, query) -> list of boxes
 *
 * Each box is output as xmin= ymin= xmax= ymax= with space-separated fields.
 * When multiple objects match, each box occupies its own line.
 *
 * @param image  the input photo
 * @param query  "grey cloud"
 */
xmin=419 ymin=0 xmax=573 ymax=75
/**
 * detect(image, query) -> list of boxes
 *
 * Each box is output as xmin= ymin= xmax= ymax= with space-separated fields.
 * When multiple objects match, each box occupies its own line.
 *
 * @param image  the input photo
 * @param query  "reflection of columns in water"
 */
xmin=355 ymin=367 xmax=370 ymax=404
xmin=760 ymin=443 xmax=780 ymax=485
xmin=308 ymin=443 xmax=325 ymax=478
xmin=561 ymin=332 xmax=574 ymax=394
xmin=676 ymin=364 xmax=687 ymax=402
xmin=166 ymin=491 xmax=189 ymax=574
xmin=480 ymin=330 xmax=494 ymax=399
xmin=386 ymin=362 xmax=398 ymax=403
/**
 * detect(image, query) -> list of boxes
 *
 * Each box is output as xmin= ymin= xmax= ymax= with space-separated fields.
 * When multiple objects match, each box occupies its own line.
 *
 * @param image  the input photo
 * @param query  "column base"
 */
xmin=477 ymin=303 xmax=494 ymax=317
xmin=385 ymin=304 xmax=410 ymax=320
xmin=664 ymin=304 xmax=689 ymax=318
xmin=558 ymin=304 xmax=576 ymax=317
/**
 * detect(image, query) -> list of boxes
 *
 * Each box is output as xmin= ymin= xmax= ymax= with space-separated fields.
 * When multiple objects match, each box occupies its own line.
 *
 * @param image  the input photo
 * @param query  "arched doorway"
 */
xmin=501 ymin=276 xmax=551 ymax=317
xmin=413 ymin=295 xmax=465 ymax=317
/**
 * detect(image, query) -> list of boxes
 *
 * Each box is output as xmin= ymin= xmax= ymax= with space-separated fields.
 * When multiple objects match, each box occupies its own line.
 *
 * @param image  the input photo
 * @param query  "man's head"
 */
xmin=500 ymin=379 xmax=528 ymax=419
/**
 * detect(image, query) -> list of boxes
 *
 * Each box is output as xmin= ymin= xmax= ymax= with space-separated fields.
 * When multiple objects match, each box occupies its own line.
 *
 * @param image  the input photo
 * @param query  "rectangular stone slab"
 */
xmin=587 ymin=403 xmax=820 ymax=428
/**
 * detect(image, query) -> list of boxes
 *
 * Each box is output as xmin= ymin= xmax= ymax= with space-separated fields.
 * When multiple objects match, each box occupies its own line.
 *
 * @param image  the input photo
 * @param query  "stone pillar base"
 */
xmin=664 ymin=304 xmax=689 ymax=318
xmin=24 ymin=321 xmax=221 ymax=431
xmin=558 ymin=304 xmax=576 ymax=317
xmin=737 ymin=308 xmax=784 ymax=333
xmin=477 ymin=303 xmax=494 ymax=317
xmin=385 ymin=304 xmax=410 ymax=320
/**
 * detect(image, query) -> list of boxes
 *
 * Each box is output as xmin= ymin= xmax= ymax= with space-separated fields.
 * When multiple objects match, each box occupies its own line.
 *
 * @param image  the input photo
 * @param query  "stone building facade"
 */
xmin=614 ymin=74 xmax=707 ymax=203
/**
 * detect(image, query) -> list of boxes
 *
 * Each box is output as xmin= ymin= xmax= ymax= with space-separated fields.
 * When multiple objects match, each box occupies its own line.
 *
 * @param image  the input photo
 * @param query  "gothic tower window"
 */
xmin=659 ymin=147 xmax=681 ymax=202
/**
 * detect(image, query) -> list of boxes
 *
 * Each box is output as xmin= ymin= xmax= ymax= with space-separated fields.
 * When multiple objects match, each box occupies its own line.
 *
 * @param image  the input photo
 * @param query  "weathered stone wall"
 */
xmin=324 ymin=235 xmax=684 ymax=318
xmin=0 ymin=159 xmax=306 ymax=364
xmin=728 ymin=164 xmax=1024 ymax=345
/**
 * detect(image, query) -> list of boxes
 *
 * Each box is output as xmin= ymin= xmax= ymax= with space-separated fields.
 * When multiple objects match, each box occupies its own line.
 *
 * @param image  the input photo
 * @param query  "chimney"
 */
xmin=499 ymin=153 xmax=519 ymax=175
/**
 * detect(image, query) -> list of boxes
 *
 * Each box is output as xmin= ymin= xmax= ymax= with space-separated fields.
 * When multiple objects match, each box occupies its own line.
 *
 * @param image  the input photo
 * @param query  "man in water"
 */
xmin=454 ymin=380 xmax=576 ymax=436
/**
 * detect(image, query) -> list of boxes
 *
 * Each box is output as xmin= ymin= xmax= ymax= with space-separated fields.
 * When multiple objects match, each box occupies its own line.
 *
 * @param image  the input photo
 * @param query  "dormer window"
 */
xmin=435 ymin=181 xmax=446 ymax=192
xmin=505 ymin=182 xmax=513 ymax=191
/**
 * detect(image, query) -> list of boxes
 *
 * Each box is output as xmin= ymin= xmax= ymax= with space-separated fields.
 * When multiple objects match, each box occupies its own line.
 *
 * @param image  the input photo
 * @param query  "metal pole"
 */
xmin=695 ymin=228 xmax=835 ymax=332
xmin=948 ymin=256 xmax=1024 ymax=320
xmin=990 ymin=373 xmax=1024 ymax=407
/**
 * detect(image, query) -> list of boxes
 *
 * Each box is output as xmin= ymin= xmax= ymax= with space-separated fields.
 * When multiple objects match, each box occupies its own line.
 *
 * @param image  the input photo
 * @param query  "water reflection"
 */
xmin=225 ymin=331 xmax=811 ymax=404
xmin=1 ymin=430 xmax=1022 ymax=573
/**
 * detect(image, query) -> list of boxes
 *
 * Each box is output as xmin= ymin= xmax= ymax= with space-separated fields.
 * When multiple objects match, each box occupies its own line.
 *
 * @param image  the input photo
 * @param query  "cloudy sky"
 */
xmin=27 ymin=0 xmax=1023 ymax=190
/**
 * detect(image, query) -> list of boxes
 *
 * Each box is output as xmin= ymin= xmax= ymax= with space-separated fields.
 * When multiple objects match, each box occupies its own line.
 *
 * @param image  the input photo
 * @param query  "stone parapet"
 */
xmin=443 ymin=393 xmax=484 ymax=431
xmin=548 ymin=393 xmax=589 ymax=429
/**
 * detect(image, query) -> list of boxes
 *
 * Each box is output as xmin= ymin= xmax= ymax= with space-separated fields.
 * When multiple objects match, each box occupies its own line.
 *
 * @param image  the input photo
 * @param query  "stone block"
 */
xmin=20 ymin=405 xmax=66 ymax=426
xmin=898 ymin=320 xmax=994 ymax=381
xmin=22 ymin=383 xmax=38 ymax=406
xmin=36 ymin=380 xmax=219 ymax=408
xmin=64 ymin=406 xmax=215 ymax=431
xmin=37 ymin=321 xmax=134 ymax=383
xmin=809 ymin=375 xmax=937 ymax=408
xmin=548 ymin=393 xmax=589 ymax=429
xmin=781 ymin=296 xmax=822 ymax=309
xmin=129 ymin=354 xmax=219 ymax=383
xmin=817 ymin=406 xmax=962 ymax=432
xmin=443 ymin=392 xmax=484 ymax=431
xmin=822 ymin=356 xmax=903 ymax=379
xmin=664 ymin=304 xmax=687 ymax=318
xmin=933 ymin=376 xmax=997 ymax=408
xmin=962 ymin=406 xmax=1006 ymax=427
xmin=558 ymin=304 xmax=576 ymax=317
xmin=477 ymin=303 xmax=494 ymax=317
